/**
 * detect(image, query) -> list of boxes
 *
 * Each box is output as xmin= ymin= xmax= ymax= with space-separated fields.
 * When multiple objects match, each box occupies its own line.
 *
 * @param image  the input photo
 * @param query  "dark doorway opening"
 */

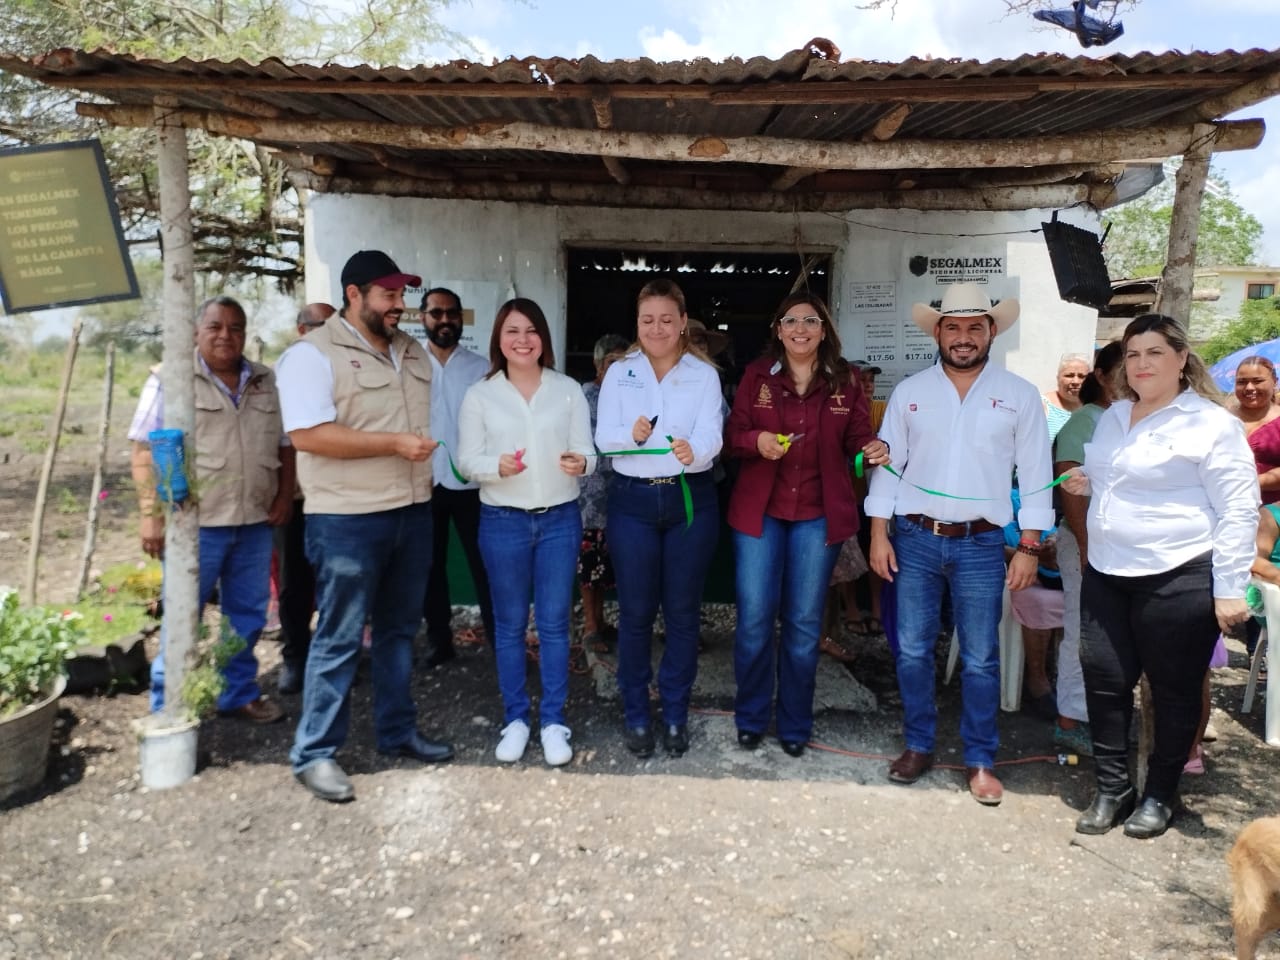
xmin=564 ymin=248 xmax=832 ymax=385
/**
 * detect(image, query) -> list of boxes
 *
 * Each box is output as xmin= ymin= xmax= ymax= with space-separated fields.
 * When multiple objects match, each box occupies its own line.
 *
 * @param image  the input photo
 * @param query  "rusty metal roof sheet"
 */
xmin=2 ymin=44 xmax=1277 ymax=212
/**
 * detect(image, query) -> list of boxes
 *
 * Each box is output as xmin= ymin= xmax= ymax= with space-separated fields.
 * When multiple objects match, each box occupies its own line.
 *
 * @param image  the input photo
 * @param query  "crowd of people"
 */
xmin=131 ymin=250 xmax=1267 ymax=833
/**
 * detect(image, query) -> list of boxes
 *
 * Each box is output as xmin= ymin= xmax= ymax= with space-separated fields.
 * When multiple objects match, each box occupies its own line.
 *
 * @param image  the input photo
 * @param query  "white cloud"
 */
xmin=1234 ymin=162 xmax=1280 ymax=265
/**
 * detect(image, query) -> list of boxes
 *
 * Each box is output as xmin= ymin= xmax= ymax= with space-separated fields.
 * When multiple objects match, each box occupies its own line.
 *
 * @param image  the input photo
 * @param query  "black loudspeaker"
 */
xmin=1041 ymin=217 xmax=1112 ymax=309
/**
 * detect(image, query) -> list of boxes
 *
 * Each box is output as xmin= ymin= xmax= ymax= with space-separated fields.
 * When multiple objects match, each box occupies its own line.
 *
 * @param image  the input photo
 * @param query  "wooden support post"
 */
xmin=1155 ymin=124 xmax=1214 ymax=326
xmin=24 ymin=320 xmax=81 ymax=605
xmin=77 ymin=342 xmax=115 ymax=600
xmin=154 ymin=99 xmax=200 ymax=725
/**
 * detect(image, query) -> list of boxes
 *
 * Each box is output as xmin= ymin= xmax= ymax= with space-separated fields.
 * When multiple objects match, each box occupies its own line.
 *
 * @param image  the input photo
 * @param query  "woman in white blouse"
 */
xmin=1064 ymin=314 xmax=1258 ymax=839
xmin=457 ymin=298 xmax=596 ymax=767
xmin=595 ymin=278 xmax=724 ymax=759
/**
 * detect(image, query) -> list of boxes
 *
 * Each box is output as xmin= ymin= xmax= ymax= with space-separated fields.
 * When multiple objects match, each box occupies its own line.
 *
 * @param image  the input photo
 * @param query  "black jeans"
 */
xmin=275 ymin=501 xmax=315 ymax=669
xmin=423 ymin=486 xmax=495 ymax=649
xmin=1080 ymin=554 xmax=1217 ymax=803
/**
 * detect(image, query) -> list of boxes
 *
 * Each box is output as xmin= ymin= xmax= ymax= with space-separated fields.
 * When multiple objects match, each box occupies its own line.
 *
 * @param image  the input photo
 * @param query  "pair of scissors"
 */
xmin=776 ymin=432 xmax=805 ymax=452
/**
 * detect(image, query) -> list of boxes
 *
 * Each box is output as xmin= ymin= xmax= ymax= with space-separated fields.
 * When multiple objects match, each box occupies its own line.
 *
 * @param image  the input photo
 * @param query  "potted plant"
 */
xmin=134 ymin=616 xmax=245 ymax=790
xmin=0 ymin=587 xmax=88 ymax=804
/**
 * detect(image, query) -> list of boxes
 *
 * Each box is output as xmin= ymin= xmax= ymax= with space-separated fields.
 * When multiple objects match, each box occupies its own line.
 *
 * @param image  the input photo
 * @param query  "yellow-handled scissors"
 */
xmin=776 ymin=432 xmax=805 ymax=452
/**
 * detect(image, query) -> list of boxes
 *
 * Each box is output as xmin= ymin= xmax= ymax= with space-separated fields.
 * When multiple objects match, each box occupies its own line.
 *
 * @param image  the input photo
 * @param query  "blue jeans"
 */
xmin=892 ymin=515 xmax=1006 ymax=768
xmin=150 ymin=522 xmax=272 ymax=713
xmin=477 ymin=501 xmax=581 ymax=727
xmin=290 ymin=502 xmax=431 ymax=773
xmin=607 ymin=473 xmax=719 ymax=728
xmin=733 ymin=516 xmax=840 ymax=743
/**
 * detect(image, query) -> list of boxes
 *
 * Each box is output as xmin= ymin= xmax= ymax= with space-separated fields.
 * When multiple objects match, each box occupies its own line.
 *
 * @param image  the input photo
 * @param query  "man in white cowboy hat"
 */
xmin=866 ymin=281 xmax=1053 ymax=806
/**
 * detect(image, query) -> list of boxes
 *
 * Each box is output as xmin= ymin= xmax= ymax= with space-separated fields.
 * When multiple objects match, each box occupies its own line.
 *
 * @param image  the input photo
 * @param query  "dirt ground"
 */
xmin=2 ymin=369 xmax=1279 ymax=959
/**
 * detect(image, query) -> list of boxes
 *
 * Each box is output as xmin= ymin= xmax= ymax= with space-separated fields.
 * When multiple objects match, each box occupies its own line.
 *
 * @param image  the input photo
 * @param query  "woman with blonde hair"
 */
xmin=595 ymin=278 xmax=724 ymax=758
xmin=1064 ymin=314 xmax=1258 ymax=838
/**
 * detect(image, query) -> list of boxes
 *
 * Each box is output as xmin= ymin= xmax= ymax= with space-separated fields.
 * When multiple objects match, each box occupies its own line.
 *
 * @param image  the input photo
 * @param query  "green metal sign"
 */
xmin=0 ymin=139 xmax=139 ymax=314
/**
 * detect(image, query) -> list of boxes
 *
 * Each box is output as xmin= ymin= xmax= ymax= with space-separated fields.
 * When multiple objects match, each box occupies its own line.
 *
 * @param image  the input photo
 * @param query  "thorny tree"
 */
xmin=0 ymin=1 xmax=465 ymax=297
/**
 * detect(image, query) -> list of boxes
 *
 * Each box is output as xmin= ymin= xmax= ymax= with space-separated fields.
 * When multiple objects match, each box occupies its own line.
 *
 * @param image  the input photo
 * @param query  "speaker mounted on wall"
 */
xmin=1041 ymin=213 xmax=1112 ymax=310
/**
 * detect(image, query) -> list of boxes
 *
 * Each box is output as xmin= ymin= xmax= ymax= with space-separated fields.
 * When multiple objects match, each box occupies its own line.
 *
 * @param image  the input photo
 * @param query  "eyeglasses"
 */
xmin=779 ymin=315 xmax=821 ymax=329
xmin=425 ymin=307 xmax=463 ymax=321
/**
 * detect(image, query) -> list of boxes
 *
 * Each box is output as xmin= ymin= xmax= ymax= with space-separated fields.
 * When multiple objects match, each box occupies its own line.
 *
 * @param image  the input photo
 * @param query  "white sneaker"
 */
xmin=495 ymin=720 xmax=530 ymax=763
xmin=540 ymin=724 xmax=573 ymax=767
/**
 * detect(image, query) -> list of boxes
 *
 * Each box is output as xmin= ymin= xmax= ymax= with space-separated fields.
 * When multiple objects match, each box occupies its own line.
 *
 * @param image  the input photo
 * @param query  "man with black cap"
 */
xmin=419 ymin=286 xmax=495 ymax=667
xmin=276 ymin=250 xmax=455 ymax=802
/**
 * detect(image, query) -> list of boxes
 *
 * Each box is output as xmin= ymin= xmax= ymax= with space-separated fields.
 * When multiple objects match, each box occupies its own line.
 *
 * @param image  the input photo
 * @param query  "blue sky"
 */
xmin=435 ymin=0 xmax=1280 ymax=263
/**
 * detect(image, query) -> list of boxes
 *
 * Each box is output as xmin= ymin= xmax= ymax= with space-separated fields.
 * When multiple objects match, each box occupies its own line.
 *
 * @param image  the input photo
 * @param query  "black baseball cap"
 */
xmin=340 ymin=250 xmax=421 ymax=290
xmin=851 ymin=360 xmax=883 ymax=375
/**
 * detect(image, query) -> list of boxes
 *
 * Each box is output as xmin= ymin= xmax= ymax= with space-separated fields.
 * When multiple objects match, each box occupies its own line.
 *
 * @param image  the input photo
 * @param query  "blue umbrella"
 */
xmin=1209 ymin=338 xmax=1280 ymax=391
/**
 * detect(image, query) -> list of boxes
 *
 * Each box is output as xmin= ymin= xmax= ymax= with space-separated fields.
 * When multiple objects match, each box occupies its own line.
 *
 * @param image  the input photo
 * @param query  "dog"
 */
xmin=1228 ymin=816 xmax=1280 ymax=959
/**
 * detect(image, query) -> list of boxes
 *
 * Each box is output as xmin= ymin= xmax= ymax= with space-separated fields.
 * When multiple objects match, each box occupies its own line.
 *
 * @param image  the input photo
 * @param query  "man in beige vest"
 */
xmin=127 ymin=295 xmax=293 ymax=723
xmin=277 ymin=250 xmax=455 ymax=803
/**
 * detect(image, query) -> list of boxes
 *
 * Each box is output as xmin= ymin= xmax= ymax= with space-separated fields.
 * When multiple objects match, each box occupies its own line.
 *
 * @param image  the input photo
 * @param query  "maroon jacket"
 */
xmin=726 ymin=356 xmax=873 ymax=545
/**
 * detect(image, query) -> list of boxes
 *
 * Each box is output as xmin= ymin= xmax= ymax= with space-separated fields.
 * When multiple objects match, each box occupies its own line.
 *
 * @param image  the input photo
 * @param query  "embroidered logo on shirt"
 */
xmin=755 ymin=383 xmax=774 ymax=408
xmin=830 ymin=387 xmax=846 ymax=407
xmin=627 ymin=369 xmax=637 ymax=378
xmin=988 ymin=397 xmax=1017 ymax=414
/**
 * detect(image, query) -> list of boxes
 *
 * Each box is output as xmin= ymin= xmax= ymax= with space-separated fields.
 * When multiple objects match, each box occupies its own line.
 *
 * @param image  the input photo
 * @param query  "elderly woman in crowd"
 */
xmin=577 ymin=333 xmax=631 ymax=651
xmin=1043 ymin=353 xmax=1092 ymax=441
xmin=456 ymin=298 xmax=596 ymax=767
xmin=595 ymin=278 xmax=724 ymax=759
xmin=724 ymin=293 xmax=887 ymax=756
xmin=1050 ymin=340 xmax=1124 ymax=758
xmin=1065 ymin=314 xmax=1258 ymax=839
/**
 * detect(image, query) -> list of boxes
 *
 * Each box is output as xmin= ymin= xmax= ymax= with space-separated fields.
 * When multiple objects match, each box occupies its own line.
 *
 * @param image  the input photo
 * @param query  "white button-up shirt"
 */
xmin=275 ymin=317 xmax=406 ymax=432
xmin=594 ymin=350 xmax=724 ymax=477
xmin=1083 ymin=391 xmax=1259 ymax=598
xmin=428 ymin=346 xmax=489 ymax=490
xmin=456 ymin=368 xmax=596 ymax=510
xmin=866 ymin=361 xmax=1054 ymax=530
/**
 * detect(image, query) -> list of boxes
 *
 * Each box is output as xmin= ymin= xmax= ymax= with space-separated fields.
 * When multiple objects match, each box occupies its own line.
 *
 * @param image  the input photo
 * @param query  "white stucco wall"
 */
xmin=306 ymin=193 xmax=1099 ymax=397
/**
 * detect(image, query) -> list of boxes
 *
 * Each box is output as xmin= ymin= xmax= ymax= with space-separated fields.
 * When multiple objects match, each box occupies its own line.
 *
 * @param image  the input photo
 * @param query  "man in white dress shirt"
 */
xmin=419 ymin=287 xmax=495 ymax=667
xmin=867 ymin=282 xmax=1053 ymax=806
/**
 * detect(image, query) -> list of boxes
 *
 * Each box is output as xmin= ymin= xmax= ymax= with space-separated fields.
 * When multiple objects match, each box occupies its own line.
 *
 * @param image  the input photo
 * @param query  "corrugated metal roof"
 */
xmin=2 ymin=44 xmax=1277 ymax=211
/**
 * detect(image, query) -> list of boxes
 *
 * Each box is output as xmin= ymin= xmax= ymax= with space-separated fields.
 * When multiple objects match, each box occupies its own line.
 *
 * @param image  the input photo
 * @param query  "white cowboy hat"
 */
xmin=910 ymin=282 xmax=1020 ymax=337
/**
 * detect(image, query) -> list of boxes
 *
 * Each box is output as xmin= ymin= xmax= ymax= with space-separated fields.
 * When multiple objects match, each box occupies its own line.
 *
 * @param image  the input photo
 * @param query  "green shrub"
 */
xmin=0 ymin=588 xmax=89 ymax=716
xmin=179 ymin=618 xmax=246 ymax=720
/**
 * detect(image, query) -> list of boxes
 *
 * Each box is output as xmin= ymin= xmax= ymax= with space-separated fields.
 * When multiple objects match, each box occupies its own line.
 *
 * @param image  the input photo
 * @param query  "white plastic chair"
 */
xmin=1244 ymin=578 xmax=1280 ymax=747
xmin=944 ymin=586 xmax=1024 ymax=713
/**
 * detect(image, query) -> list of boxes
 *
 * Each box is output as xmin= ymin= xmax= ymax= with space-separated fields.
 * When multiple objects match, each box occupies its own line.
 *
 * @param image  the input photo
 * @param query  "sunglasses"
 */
xmin=425 ymin=307 xmax=463 ymax=321
xmin=779 ymin=315 xmax=822 ymax=329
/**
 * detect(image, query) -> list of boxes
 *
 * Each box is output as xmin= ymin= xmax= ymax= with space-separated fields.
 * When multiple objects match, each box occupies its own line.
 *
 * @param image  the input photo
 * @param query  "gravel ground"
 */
xmin=1 ymin=606 xmax=1275 ymax=960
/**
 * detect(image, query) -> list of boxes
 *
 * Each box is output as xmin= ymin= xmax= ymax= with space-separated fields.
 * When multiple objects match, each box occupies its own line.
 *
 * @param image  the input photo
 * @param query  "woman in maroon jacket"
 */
xmin=726 ymin=293 xmax=886 ymax=756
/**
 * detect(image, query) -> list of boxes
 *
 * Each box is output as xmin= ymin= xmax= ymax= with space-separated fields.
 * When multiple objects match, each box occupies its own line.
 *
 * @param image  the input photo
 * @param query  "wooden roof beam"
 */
xmin=1168 ymin=68 xmax=1280 ymax=123
xmin=771 ymin=166 xmax=823 ymax=191
xmin=287 ymin=168 xmax=1106 ymax=212
xmin=77 ymin=103 xmax=1265 ymax=173
xmin=591 ymin=94 xmax=630 ymax=184
xmin=864 ymin=103 xmax=911 ymax=142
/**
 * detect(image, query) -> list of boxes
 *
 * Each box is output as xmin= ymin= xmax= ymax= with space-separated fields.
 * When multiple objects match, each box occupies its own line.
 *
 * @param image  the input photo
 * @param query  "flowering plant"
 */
xmin=0 ymin=588 xmax=88 ymax=717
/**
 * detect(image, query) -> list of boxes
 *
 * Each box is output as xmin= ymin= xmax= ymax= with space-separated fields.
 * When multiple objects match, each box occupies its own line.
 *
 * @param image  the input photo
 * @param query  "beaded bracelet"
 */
xmin=1016 ymin=543 xmax=1042 ymax=557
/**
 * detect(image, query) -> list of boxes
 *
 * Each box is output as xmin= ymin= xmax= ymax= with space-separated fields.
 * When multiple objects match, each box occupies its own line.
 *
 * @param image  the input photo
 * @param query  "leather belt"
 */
xmin=903 ymin=513 xmax=999 ymax=538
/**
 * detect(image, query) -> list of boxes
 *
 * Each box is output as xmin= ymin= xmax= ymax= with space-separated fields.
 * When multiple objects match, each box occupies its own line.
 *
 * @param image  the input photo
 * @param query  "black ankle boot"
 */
xmin=1123 ymin=797 xmax=1174 ymax=839
xmin=1074 ymin=787 xmax=1136 ymax=835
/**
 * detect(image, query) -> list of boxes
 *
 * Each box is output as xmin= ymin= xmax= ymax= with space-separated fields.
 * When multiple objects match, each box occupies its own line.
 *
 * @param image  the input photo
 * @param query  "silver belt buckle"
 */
xmin=932 ymin=519 xmax=945 ymax=536
xmin=651 ymin=477 xmax=675 ymax=485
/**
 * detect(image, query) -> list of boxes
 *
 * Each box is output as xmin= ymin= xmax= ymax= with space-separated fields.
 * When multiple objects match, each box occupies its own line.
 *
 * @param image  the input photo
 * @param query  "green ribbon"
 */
xmin=882 ymin=464 xmax=1070 ymax=501
xmin=853 ymin=451 xmax=865 ymax=479
xmin=435 ymin=440 xmax=470 ymax=485
xmin=592 ymin=435 xmax=694 ymax=528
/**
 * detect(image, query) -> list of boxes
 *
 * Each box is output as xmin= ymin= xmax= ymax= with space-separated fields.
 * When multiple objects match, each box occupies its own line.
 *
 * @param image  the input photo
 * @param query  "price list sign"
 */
xmin=0 ymin=140 xmax=139 ymax=314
